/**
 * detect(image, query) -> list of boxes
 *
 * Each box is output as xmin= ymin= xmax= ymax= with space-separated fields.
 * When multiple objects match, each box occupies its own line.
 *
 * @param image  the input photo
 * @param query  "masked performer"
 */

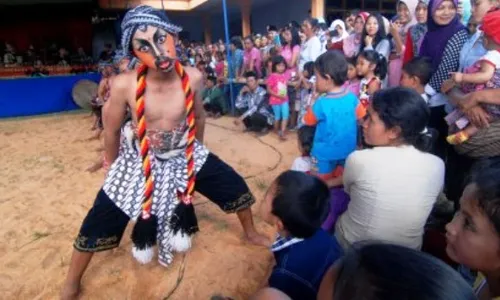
xmin=62 ymin=6 xmax=267 ymax=299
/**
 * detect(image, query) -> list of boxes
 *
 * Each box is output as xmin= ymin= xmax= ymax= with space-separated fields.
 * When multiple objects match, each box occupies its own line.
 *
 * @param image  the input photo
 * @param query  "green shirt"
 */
xmin=202 ymin=87 xmax=227 ymax=113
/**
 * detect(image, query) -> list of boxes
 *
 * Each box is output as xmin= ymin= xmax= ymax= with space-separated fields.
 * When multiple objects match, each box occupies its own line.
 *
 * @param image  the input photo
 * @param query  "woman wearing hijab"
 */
xmin=403 ymin=0 xmax=430 ymax=64
xmin=343 ymin=12 xmax=370 ymax=58
xmin=327 ymin=19 xmax=350 ymax=51
xmin=419 ymin=0 xmax=468 ymax=160
xmin=388 ymin=0 xmax=419 ymax=87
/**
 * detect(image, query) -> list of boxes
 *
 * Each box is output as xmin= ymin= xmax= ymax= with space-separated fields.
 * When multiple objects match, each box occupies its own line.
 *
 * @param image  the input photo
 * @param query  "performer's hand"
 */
xmin=86 ymin=160 xmax=104 ymax=173
xmin=233 ymin=119 xmax=241 ymax=126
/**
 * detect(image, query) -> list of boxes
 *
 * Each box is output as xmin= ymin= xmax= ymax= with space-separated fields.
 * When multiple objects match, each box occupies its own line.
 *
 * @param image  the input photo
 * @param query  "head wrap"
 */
xmin=121 ymin=5 xmax=182 ymax=56
xmin=482 ymin=8 xmax=500 ymax=45
xmin=330 ymin=20 xmax=350 ymax=42
xmin=398 ymin=0 xmax=419 ymax=31
xmin=419 ymin=0 xmax=464 ymax=70
xmin=358 ymin=12 xmax=370 ymax=23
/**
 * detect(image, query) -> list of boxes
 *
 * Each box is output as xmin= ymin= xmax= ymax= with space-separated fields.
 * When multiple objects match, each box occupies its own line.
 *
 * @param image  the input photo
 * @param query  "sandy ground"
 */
xmin=0 ymin=112 xmax=298 ymax=300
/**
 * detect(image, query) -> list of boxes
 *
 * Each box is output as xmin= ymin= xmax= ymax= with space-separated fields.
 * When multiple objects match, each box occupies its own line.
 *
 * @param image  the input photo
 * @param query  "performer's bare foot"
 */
xmin=246 ymin=231 xmax=271 ymax=247
xmin=60 ymin=281 xmax=80 ymax=300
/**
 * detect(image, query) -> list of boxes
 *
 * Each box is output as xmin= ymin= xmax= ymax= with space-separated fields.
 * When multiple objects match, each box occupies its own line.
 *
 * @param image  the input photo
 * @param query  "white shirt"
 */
xmin=481 ymin=50 xmax=500 ymax=69
xmin=336 ymin=146 xmax=445 ymax=250
xmin=291 ymin=156 xmax=312 ymax=173
xmin=299 ymin=36 xmax=323 ymax=72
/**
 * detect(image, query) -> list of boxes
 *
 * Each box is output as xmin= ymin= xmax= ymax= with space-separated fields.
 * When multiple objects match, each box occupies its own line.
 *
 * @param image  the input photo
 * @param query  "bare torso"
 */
xmin=103 ymin=65 xmax=205 ymax=162
xmin=120 ymin=66 xmax=203 ymax=130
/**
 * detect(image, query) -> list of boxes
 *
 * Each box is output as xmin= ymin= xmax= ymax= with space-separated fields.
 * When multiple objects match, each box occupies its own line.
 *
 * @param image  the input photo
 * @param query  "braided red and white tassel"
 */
xmin=170 ymin=60 xmax=199 ymax=252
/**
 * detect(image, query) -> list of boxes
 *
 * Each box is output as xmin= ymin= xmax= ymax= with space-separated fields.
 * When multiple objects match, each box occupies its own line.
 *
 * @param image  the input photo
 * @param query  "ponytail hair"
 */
xmin=371 ymin=87 xmax=435 ymax=152
xmin=359 ymin=50 xmax=387 ymax=80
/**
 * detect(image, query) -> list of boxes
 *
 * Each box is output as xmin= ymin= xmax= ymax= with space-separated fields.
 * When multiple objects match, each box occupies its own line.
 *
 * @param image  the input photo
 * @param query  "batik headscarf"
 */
xmin=121 ymin=5 xmax=182 ymax=55
xmin=419 ymin=0 xmax=465 ymax=70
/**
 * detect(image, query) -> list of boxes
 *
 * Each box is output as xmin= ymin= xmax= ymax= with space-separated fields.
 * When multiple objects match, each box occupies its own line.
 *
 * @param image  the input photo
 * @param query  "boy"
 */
xmin=202 ymin=75 xmax=227 ymax=118
xmin=261 ymin=171 xmax=343 ymax=299
xmin=303 ymin=51 xmax=363 ymax=181
xmin=400 ymin=56 xmax=433 ymax=103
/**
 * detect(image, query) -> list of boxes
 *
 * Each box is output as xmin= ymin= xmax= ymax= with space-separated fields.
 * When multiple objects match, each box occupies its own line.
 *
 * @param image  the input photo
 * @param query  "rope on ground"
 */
xmin=194 ymin=121 xmax=284 ymax=208
xmin=161 ymin=121 xmax=283 ymax=299
xmin=162 ymin=253 xmax=187 ymax=300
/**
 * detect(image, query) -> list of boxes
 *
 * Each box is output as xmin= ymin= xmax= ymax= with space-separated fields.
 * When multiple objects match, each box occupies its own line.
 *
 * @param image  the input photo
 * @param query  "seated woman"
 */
xmin=446 ymin=158 xmax=500 ymax=299
xmin=316 ymin=243 xmax=475 ymax=300
xmin=335 ymin=87 xmax=445 ymax=250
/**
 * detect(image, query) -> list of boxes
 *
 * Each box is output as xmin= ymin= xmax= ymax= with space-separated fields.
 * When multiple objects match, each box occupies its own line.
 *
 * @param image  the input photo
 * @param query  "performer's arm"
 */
xmin=102 ymin=76 xmax=127 ymax=165
xmin=192 ymin=69 xmax=206 ymax=143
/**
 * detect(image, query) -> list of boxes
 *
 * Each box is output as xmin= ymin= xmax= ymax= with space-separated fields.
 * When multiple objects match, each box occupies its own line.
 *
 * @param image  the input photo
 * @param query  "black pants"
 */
xmin=74 ymin=153 xmax=255 ymax=252
xmin=429 ymin=105 xmax=477 ymax=205
xmin=243 ymin=113 xmax=269 ymax=132
xmin=429 ymin=105 xmax=449 ymax=161
xmin=204 ymin=103 xmax=224 ymax=115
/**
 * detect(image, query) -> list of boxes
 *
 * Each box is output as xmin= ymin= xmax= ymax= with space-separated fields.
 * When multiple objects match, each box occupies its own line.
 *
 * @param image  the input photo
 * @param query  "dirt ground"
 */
xmin=0 ymin=112 xmax=298 ymax=300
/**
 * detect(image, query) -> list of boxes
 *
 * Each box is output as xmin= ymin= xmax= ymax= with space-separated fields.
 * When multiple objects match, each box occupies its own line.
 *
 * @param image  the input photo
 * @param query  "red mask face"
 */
xmin=132 ymin=26 xmax=177 ymax=72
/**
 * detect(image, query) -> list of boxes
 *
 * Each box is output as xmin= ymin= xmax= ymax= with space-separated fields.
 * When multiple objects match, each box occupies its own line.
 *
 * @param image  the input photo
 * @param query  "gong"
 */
xmin=72 ymin=79 xmax=98 ymax=110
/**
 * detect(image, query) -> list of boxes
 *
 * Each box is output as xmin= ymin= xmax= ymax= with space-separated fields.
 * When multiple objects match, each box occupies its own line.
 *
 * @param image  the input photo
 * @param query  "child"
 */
xmin=291 ymin=125 xmax=351 ymax=233
xmin=304 ymin=51 xmax=363 ymax=180
xmin=444 ymin=9 xmax=500 ymax=145
xmin=356 ymin=50 xmax=388 ymax=109
xmin=291 ymin=126 xmax=316 ymax=173
xmin=267 ymin=55 xmax=290 ymax=140
xmin=297 ymin=61 xmax=316 ymax=128
xmin=261 ymin=171 xmax=343 ymax=300
xmin=345 ymin=56 xmax=360 ymax=97
xmin=400 ymin=56 xmax=433 ymax=103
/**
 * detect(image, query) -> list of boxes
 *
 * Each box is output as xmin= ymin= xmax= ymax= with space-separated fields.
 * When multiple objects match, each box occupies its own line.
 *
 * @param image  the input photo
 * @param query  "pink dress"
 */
xmin=280 ymin=44 xmax=301 ymax=79
xmin=267 ymin=73 xmax=289 ymax=105
xmin=243 ymin=47 xmax=262 ymax=78
xmin=344 ymin=80 xmax=360 ymax=97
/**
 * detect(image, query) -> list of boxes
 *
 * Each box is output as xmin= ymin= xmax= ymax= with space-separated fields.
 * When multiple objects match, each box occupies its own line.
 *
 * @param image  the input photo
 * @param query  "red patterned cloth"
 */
xmin=482 ymin=8 xmax=500 ymax=44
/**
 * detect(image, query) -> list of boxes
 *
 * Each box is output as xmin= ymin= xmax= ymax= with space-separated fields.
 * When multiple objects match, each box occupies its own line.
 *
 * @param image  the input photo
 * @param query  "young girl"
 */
xmin=444 ymin=9 xmax=500 ymax=145
xmin=267 ymin=55 xmax=290 ymax=140
xmin=345 ymin=56 xmax=361 ymax=97
xmin=291 ymin=126 xmax=316 ymax=173
xmin=357 ymin=50 xmax=388 ymax=109
xmin=297 ymin=61 xmax=316 ymax=128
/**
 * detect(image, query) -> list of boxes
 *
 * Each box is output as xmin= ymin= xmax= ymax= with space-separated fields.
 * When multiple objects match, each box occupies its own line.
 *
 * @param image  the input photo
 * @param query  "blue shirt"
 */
xmin=269 ymin=230 xmax=343 ymax=300
xmin=231 ymin=48 xmax=244 ymax=78
xmin=459 ymin=30 xmax=487 ymax=72
xmin=311 ymin=91 xmax=359 ymax=161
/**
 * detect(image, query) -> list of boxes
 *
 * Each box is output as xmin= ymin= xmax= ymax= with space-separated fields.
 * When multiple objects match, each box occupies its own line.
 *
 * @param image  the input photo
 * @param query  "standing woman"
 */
xmin=281 ymin=27 xmax=302 ymax=128
xmin=388 ymin=0 xmax=419 ymax=87
xmin=343 ymin=12 xmax=370 ymax=58
xmin=327 ymin=19 xmax=350 ymax=51
xmin=243 ymin=36 xmax=263 ymax=78
xmin=403 ymin=0 xmax=429 ymax=64
xmin=299 ymin=18 xmax=323 ymax=72
xmin=230 ymin=36 xmax=244 ymax=79
xmin=360 ymin=14 xmax=391 ymax=61
xmin=419 ymin=0 xmax=468 ymax=160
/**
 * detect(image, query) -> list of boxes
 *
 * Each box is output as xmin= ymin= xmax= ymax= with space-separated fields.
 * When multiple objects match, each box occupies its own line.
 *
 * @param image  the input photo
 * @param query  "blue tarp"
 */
xmin=0 ymin=73 xmax=101 ymax=118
